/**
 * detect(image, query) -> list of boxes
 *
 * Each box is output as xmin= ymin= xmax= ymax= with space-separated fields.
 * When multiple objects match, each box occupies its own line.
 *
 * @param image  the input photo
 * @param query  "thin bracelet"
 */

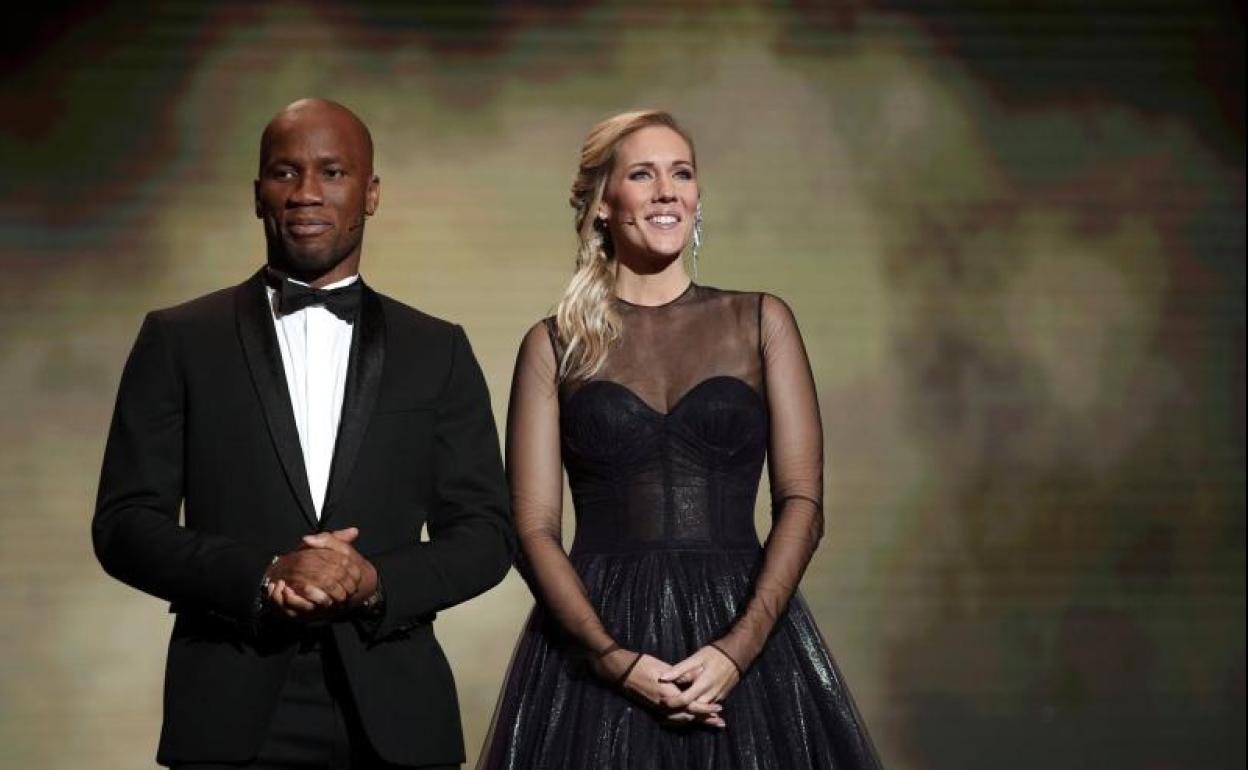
xmin=775 ymin=494 xmax=824 ymax=511
xmin=596 ymin=643 xmax=622 ymax=659
xmin=709 ymin=642 xmax=744 ymax=677
xmin=613 ymin=652 xmax=643 ymax=689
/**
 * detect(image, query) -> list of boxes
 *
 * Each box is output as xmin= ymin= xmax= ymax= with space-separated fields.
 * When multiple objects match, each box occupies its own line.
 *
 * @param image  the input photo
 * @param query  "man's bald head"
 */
xmin=259 ymin=98 xmax=374 ymax=175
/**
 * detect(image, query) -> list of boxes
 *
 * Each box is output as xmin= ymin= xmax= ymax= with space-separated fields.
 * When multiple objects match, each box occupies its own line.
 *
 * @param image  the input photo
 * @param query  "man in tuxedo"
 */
xmin=93 ymin=98 xmax=515 ymax=768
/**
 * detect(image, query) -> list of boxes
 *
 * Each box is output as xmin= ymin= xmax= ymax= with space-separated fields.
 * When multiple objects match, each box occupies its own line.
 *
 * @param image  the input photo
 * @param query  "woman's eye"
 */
xmin=675 ymin=169 xmax=694 ymax=180
xmin=628 ymin=170 xmax=652 ymax=181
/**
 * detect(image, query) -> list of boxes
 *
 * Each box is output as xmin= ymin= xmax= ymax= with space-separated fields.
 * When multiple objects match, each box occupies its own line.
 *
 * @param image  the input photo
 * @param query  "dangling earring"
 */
xmin=591 ymin=215 xmax=612 ymax=262
xmin=689 ymin=201 xmax=704 ymax=279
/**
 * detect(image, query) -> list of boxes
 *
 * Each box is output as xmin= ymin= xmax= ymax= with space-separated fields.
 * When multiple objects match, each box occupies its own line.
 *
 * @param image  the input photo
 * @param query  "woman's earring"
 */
xmin=593 ymin=215 xmax=611 ymax=256
xmin=690 ymin=201 xmax=704 ymax=279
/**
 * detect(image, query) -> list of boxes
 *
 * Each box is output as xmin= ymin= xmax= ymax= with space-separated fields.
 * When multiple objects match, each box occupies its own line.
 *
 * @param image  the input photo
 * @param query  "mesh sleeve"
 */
xmin=507 ymin=321 xmax=638 ymax=680
xmin=712 ymin=294 xmax=825 ymax=672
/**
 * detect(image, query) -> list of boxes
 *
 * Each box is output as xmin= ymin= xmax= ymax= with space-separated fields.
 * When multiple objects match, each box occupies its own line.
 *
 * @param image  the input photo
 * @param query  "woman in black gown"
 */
xmin=479 ymin=110 xmax=882 ymax=769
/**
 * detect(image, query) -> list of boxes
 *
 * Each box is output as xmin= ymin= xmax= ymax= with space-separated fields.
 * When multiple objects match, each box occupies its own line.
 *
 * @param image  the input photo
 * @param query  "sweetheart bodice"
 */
xmin=560 ymin=375 xmax=767 ymax=554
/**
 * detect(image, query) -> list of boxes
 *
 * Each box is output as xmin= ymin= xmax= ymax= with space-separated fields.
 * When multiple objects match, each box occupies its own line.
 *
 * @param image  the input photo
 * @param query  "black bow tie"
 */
xmin=276 ymin=277 xmax=362 ymax=322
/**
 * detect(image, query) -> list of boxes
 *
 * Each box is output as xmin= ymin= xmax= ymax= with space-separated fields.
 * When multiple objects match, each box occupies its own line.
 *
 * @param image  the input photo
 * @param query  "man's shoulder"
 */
xmin=147 ymin=278 xmax=251 ymax=327
xmin=369 ymin=291 xmax=485 ymax=377
xmin=372 ymin=290 xmax=458 ymax=336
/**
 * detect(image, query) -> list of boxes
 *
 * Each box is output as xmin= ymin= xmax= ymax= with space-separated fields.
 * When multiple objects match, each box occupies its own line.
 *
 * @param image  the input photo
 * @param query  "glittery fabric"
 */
xmin=479 ymin=286 xmax=882 ymax=769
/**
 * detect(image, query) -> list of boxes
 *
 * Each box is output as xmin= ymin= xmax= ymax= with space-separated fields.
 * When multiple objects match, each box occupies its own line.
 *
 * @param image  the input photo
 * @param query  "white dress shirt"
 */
xmin=265 ymin=274 xmax=358 ymax=518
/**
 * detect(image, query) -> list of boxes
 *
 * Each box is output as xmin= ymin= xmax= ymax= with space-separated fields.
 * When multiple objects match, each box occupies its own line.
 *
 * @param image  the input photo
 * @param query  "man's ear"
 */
xmin=253 ymin=179 xmax=262 ymax=219
xmin=366 ymin=174 xmax=380 ymax=216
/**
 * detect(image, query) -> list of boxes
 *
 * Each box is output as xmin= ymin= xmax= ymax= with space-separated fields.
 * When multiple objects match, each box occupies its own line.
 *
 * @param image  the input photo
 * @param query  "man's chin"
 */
xmin=271 ymin=249 xmax=346 ymax=281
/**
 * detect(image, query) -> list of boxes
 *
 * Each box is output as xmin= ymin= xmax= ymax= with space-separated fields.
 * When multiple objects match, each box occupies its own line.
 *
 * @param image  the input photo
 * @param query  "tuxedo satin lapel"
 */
xmin=321 ymin=284 xmax=385 ymax=523
xmin=235 ymin=271 xmax=318 ymax=528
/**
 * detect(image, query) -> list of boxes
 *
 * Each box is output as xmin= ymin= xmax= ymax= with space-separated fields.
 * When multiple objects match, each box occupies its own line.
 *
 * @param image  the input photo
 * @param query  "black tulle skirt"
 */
xmin=478 ymin=548 xmax=883 ymax=770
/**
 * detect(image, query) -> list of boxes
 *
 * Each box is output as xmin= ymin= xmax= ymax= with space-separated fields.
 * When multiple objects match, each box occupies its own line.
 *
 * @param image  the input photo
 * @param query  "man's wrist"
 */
xmin=360 ymin=579 xmax=385 ymax=615
xmin=255 ymin=555 xmax=281 ymax=615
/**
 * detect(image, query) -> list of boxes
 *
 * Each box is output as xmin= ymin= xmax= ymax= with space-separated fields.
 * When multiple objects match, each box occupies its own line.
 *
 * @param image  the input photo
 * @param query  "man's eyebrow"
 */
xmin=263 ymin=154 xmax=347 ymax=166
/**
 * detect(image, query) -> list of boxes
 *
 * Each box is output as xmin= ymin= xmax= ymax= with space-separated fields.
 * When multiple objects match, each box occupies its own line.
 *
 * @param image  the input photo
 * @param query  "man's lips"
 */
xmin=285 ymin=219 xmax=333 ymax=238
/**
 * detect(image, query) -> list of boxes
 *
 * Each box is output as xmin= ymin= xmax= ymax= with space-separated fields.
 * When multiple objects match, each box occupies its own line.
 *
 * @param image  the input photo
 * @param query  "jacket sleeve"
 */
xmin=93 ymin=312 xmax=273 ymax=623
xmin=366 ymin=324 xmax=516 ymax=639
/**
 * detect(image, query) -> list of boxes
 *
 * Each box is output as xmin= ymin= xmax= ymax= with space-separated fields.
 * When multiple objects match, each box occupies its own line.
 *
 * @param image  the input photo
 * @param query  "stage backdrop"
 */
xmin=1 ymin=2 xmax=1242 ymax=768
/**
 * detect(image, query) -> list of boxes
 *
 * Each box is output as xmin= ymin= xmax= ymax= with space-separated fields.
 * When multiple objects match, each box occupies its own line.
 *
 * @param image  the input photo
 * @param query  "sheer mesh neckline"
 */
xmin=613 ymin=281 xmax=695 ymax=309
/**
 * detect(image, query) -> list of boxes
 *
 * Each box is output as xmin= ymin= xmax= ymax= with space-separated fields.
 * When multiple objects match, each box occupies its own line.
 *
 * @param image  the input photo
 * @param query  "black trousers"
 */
xmin=173 ymin=632 xmax=458 ymax=770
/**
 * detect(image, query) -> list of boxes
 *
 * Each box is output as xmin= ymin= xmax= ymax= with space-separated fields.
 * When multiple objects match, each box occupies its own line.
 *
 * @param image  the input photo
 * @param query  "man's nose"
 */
xmin=290 ymin=173 xmax=323 ymax=205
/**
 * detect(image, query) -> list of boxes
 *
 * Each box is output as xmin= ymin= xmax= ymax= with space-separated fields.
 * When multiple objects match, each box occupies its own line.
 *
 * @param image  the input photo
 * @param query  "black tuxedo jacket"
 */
xmin=93 ymin=270 xmax=515 ymax=766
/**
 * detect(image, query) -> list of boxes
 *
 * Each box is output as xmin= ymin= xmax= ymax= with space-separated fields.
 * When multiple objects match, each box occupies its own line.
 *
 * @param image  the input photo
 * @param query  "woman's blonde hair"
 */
xmin=555 ymin=109 xmax=696 ymax=382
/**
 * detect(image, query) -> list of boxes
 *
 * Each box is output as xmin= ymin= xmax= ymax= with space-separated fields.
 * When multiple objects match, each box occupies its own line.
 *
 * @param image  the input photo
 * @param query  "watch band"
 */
xmin=255 ymin=555 xmax=281 ymax=616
